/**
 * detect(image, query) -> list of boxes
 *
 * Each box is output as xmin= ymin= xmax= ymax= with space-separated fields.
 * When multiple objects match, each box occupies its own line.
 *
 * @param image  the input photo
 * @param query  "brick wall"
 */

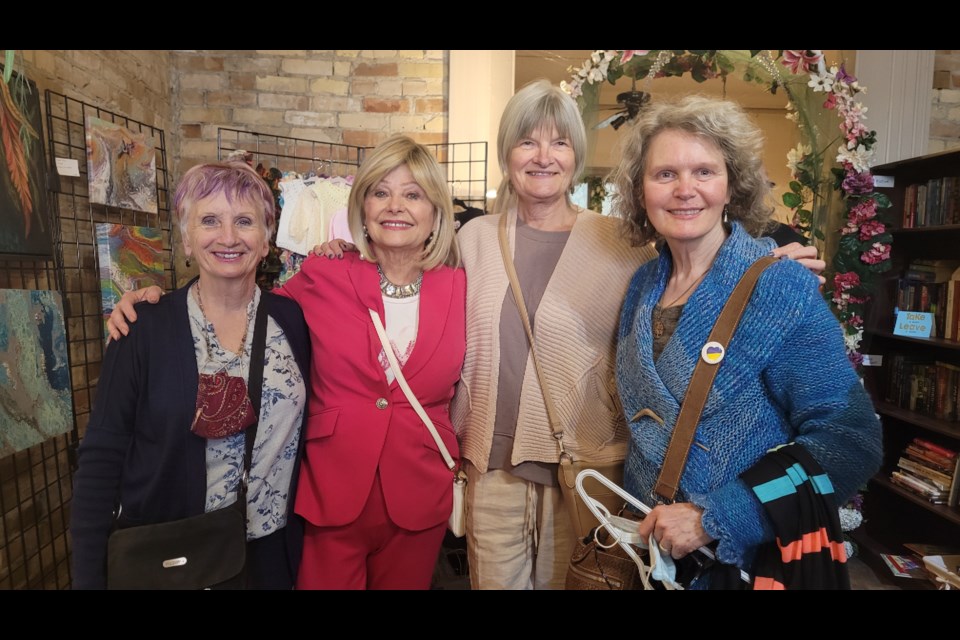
xmin=930 ymin=50 xmax=960 ymax=153
xmin=171 ymin=50 xmax=448 ymax=176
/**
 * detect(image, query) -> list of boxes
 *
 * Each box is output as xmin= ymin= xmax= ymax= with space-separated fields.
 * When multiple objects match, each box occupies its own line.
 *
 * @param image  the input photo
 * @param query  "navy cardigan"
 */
xmin=70 ymin=283 xmax=311 ymax=589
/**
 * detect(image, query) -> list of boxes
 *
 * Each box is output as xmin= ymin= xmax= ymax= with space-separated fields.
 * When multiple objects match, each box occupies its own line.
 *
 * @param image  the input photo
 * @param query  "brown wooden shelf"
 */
xmin=891 ymin=224 xmax=960 ymax=234
xmin=869 ymin=475 xmax=960 ymax=526
xmin=875 ymin=401 xmax=960 ymax=440
xmin=865 ymin=330 xmax=960 ymax=351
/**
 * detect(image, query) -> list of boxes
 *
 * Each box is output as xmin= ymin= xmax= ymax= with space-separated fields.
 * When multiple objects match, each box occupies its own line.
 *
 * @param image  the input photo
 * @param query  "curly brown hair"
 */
xmin=608 ymin=94 xmax=775 ymax=246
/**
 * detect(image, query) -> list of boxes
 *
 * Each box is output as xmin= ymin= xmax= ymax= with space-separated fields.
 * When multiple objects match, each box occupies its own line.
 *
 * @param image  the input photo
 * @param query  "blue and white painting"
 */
xmin=0 ymin=289 xmax=73 ymax=457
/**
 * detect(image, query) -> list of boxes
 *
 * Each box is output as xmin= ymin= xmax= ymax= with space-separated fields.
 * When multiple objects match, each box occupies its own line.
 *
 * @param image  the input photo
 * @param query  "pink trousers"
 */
xmin=296 ymin=471 xmax=447 ymax=590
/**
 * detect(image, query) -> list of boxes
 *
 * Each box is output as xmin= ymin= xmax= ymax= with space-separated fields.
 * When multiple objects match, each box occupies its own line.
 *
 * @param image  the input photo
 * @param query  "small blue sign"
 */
xmin=893 ymin=310 xmax=933 ymax=338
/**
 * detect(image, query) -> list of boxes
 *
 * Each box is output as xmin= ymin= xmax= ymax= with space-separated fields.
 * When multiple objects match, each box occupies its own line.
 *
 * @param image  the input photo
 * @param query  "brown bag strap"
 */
xmin=654 ymin=255 xmax=777 ymax=502
xmin=497 ymin=214 xmax=566 ymax=454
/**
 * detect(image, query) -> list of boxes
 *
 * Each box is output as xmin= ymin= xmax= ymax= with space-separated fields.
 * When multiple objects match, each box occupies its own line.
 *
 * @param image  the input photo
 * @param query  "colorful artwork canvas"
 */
xmin=0 ymin=289 xmax=73 ymax=457
xmin=96 ymin=223 xmax=164 ymax=342
xmin=85 ymin=116 xmax=158 ymax=214
xmin=0 ymin=69 xmax=53 ymax=257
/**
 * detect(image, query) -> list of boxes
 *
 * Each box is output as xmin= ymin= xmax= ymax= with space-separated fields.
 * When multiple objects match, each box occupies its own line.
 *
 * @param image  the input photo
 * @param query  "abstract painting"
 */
xmin=85 ymin=116 xmax=158 ymax=214
xmin=96 ymin=223 xmax=164 ymax=342
xmin=0 ymin=68 xmax=53 ymax=258
xmin=0 ymin=289 xmax=73 ymax=457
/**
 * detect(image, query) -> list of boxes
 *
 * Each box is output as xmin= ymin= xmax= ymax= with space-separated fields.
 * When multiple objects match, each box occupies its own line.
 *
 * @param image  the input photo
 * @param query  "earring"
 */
xmin=722 ymin=206 xmax=729 ymax=225
xmin=259 ymin=257 xmax=268 ymax=270
xmin=363 ymin=224 xmax=370 ymax=240
xmin=425 ymin=231 xmax=435 ymax=247
xmin=185 ymin=256 xmax=191 ymax=267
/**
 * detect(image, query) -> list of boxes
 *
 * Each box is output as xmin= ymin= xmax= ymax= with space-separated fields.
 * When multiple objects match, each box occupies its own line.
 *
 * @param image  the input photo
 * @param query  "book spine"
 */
xmin=913 ymin=437 xmax=959 ymax=459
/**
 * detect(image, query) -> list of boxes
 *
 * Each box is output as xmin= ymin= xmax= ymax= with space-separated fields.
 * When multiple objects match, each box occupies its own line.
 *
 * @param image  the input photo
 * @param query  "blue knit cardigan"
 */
xmin=616 ymin=223 xmax=882 ymax=570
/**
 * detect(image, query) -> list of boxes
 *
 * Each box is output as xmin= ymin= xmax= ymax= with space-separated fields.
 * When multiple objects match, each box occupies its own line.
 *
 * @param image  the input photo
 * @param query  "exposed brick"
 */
xmin=355 ymin=63 xmax=398 ymax=77
xmin=927 ymin=139 xmax=947 ymax=154
xmin=415 ymin=97 xmax=446 ymax=113
xmin=233 ymin=108 xmax=286 ymax=126
xmin=337 ymin=50 xmax=360 ymax=58
xmin=255 ymin=75 xmax=307 ymax=93
xmin=398 ymin=63 xmax=442 ymax=78
xmin=343 ymin=130 xmax=387 ymax=148
xmin=401 ymin=80 xmax=429 ymax=95
xmin=207 ymin=90 xmax=258 ymax=107
xmin=182 ymin=55 xmax=225 ymax=71
xmin=177 ymin=88 xmax=205 ymax=105
xmin=378 ymin=80 xmax=403 ymax=96
xmin=180 ymin=73 xmax=222 ymax=90
xmin=224 ymin=57 xmax=281 ymax=74
xmin=364 ymin=98 xmax=407 ymax=113
xmin=231 ymin=73 xmax=256 ymax=90
xmin=334 ymin=62 xmax=351 ymax=76
xmin=339 ymin=112 xmax=388 ymax=130
xmin=938 ymin=89 xmax=960 ymax=103
xmin=285 ymin=111 xmax=336 ymax=127
xmin=70 ymin=50 xmax=102 ymax=72
xmin=181 ymin=124 xmax=202 ymax=138
xmin=350 ymin=79 xmax=377 ymax=95
xmin=255 ymin=50 xmax=308 ymax=56
xmin=398 ymin=50 xmax=425 ymax=60
xmin=181 ymin=140 xmax=219 ymax=158
xmin=258 ymin=93 xmax=309 ymax=110
xmin=34 ymin=50 xmax=56 ymax=74
xmin=289 ymin=127 xmax=339 ymax=143
xmin=311 ymin=78 xmax=349 ymax=95
xmin=360 ymin=50 xmax=397 ymax=59
xmin=929 ymin=119 xmax=960 ymax=138
xmin=281 ymin=59 xmax=334 ymax=76
xmin=389 ymin=114 xmax=430 ymax=132
xmin=425 ymin=50 xmax=445 ymax=60
xmin=310 ymin=95 xmax=359 ymax=112
xmin=180 ymin=107 xmax=233 ymax=122
xmin=117 ymin=93 xmax=133 ymax=116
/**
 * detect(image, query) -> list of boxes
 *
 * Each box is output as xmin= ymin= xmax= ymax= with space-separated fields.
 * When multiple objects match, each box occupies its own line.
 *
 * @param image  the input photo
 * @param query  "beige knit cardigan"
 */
xmin=451 ymin=209 xmax=657 ymax=473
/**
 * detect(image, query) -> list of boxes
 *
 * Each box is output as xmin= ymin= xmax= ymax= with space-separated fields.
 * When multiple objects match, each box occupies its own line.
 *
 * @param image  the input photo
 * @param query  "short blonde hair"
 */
xmin=348 ymin=135 xmax=460 ymax=270
xmin=494 ymin=79 xmax=587 ymax=214
xmin=609 ymin=94 xmax=775 ymax=246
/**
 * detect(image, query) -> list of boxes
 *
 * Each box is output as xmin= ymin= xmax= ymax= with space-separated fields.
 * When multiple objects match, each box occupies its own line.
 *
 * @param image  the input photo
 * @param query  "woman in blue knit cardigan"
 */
xmin=608 ymin=95 xmax=882 ymax=588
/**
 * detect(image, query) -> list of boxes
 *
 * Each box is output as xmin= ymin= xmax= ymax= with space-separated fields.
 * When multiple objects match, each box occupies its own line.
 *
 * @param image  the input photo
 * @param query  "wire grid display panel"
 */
xmin=217 ymin=128 xmax=364 ymax=177
xmin=421 ymin=141 xmax=488 ymax=211
xmin=0 ymin=91 xmax=172 ymax=590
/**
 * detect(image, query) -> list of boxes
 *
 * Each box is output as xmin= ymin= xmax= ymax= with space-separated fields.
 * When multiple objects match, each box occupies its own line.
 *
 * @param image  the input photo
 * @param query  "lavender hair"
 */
xmin=175 ymin=161 xmax=276 ymax=236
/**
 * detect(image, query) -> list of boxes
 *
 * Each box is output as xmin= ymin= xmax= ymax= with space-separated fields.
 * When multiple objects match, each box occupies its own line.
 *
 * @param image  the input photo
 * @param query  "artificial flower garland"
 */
xmin=563 ymin=50 xmax=892 ymax=371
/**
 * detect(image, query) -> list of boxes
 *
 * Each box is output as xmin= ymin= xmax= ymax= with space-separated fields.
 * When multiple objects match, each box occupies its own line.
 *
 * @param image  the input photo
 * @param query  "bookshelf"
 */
xmin=858 ymin=149 xmax=960 ymax=572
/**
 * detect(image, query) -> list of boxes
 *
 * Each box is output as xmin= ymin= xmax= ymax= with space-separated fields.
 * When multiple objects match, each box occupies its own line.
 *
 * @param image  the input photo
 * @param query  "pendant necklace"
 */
xmin=652 ymin=268 xmax=710 ymax=339
xmin=378 ymin=264 xmax=423 ymax=299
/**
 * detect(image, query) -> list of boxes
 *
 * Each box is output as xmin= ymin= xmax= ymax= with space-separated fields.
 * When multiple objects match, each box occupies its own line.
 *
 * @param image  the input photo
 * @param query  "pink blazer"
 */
xmin=277 ymin=253 xmax=465 ymax=531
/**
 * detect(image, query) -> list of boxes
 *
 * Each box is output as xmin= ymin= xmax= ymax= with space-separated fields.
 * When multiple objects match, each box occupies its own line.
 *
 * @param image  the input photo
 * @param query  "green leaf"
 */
xmin=783 ymin=192 xmax=802 ymax=208
xmin=789 ymin=180 xmax=803 ymax=194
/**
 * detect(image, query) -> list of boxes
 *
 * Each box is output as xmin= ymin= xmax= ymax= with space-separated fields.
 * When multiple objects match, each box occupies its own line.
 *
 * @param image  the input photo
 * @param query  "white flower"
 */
xmin=837 ymin=144 xmax=873 ymax=173
xmin=808 ymin=72 xmax=834 ymax=93
xmin=843 ymin=329 xmax=863 ymax=353
xmin=785 ymin=111 xmax=799 ymax=122
xmin=839 ymin=506 xmax=863 ymax=532
xmin=588 ymin=67 xmax=606 ymax=83
xmin=603 ymin=50 xmax=617 ymax=62
xmin=560 ymin=80 xmax=582 ymax=99
xmin=786 ymin=143 xmax=812 ymax=174
xmin=844 ymin=540 xmax=855 ymax=559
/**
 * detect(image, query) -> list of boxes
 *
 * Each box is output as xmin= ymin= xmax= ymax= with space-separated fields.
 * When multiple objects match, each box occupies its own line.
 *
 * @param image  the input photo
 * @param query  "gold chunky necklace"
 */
xmin=378 ymin=264 xmax=423 ymax=299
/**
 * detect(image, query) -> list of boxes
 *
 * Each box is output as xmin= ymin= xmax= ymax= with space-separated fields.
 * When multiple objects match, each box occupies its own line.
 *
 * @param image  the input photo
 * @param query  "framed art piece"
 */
xmin=85 ymin=116 xmax=158 ymax=214
xmin=95 ymin=223 xmax=164 ymax=342
xmin=0 ymin=289 xmax=73 ymax=457
xmin=0 ymin=68 xmax=53 ymax=258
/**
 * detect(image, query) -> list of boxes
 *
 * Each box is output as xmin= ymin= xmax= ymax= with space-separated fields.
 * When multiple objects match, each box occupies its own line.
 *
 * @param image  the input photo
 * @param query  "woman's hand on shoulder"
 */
xmin=106 ymin=286 xmax=164 ymax=342
xmin=771 ymin=242 xmax=826 ymax=285
xmin=310 ymin=239 xmax=358 ymax=260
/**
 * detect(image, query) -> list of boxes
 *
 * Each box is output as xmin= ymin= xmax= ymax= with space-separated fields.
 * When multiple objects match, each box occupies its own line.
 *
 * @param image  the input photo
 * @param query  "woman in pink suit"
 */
xmin=108 ymin=136 xmax=464 ymax=589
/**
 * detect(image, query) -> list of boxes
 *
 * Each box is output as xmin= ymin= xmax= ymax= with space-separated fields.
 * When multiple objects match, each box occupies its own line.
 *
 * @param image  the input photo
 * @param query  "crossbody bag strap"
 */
xmin=368 ymin=308 xmax=456 ymax=472
xmin=237 ymin=295 xmax=269 ymax=505
xmin=654 ymin=255 xmax=777 ymax=502
xmin=497 ymin=214 xmax=566 ymax=454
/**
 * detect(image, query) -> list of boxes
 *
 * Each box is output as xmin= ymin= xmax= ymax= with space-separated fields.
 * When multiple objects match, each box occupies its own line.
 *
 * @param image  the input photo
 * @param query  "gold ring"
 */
xmin=658 ymin=541 xmax=669 ymax=553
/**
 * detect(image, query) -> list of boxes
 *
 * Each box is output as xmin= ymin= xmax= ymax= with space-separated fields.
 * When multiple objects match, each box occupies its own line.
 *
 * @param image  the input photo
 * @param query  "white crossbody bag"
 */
xmin=368 ymin=308 xmax=466 ymax=537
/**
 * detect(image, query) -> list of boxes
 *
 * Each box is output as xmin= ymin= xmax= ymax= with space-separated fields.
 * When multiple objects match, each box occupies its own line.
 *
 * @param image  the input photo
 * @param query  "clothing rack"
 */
xmin=217 ymin=129 xmax=488 ymax=212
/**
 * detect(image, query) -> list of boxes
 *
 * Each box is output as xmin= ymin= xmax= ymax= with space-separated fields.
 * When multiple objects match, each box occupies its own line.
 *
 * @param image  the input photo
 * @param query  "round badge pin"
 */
xmin=701 ymin=341 xmax=725 ymax=364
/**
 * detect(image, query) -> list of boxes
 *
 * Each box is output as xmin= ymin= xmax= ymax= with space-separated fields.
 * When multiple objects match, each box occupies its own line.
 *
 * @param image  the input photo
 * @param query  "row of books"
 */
xmin=893 ymin=260 xmax=960 ymax=340
xmin=901 ymin=176 xmax=960 ymax=228
xmin=885 ymin=354 xmax=960 ymax=422
xmin=890 ymin=438 xmax=960 ymax=507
